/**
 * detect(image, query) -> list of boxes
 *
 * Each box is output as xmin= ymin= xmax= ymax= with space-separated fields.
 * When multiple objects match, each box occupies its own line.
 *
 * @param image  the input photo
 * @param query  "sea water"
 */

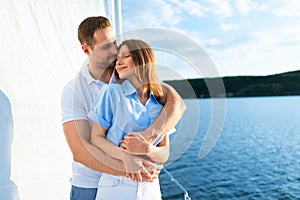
xmin=160 ymin=96 xmax=300 ymax=200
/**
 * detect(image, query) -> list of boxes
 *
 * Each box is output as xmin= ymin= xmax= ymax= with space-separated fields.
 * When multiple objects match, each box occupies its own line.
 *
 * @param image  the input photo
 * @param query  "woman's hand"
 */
xmin=120 ymin=132 xmax=153 ymax=155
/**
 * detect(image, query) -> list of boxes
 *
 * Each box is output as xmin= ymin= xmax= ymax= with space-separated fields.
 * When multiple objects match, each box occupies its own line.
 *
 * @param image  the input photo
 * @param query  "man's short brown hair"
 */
xmin=78 ymin=16 xmax=111 ymax=48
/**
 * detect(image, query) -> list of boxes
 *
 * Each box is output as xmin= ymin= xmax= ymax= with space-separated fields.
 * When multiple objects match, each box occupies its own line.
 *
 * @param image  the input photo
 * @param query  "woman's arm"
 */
xmin=90 ymin=122 xmax=124 ymax=160
xmin=121 ymin=133 xmax=170 ymax=163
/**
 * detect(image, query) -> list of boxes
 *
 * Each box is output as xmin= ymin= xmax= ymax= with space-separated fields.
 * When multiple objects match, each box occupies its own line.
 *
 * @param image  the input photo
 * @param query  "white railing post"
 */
xmin=162 ymin=168 xmax=191 ymax=200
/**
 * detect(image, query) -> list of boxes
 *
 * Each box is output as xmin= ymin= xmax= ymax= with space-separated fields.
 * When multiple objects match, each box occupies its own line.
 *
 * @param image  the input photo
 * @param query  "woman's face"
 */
xmin=116 ymin=45 xmax=135 ymax=79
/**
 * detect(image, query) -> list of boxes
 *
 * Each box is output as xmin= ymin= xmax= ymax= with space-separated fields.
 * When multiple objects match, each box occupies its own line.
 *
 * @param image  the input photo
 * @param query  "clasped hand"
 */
xmin=120 ymin=152 xmax=162 ymax=182
xmin=120 ymin=132 xmax=161 ymax=182
xmin=120 ymin=131 xmax=155 ymax=155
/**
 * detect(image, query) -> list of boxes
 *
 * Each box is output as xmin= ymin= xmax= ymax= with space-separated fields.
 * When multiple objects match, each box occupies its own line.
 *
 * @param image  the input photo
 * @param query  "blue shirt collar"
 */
xmin=122 ymin=80 xmax=159 ymax=104
xmin=122 ymin=80 xmax=136 ymax=96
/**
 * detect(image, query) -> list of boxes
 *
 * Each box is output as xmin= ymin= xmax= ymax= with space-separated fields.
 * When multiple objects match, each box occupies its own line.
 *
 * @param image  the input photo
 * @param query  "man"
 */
xmin=61 ymin=16 xmax=185 ymax=200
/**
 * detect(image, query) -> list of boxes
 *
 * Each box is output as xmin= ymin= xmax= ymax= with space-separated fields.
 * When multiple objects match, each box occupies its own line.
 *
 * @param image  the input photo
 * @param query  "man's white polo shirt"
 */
xmin=61 ymin=61 xmax=116 ymax=188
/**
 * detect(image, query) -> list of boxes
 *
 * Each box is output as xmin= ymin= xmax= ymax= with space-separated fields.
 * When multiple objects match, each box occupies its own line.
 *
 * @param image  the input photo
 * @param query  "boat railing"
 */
xmin=162 ymin=168 xmax=191 ymax=200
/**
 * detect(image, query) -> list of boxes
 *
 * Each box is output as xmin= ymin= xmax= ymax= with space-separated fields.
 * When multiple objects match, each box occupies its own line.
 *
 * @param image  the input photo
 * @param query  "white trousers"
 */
xmin=95 ymin=174 xmax=162 ymax=200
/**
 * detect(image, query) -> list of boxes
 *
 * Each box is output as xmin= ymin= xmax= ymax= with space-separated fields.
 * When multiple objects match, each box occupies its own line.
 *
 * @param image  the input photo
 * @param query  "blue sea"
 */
xmin=160 ymin=96 xmax=300 ymax=200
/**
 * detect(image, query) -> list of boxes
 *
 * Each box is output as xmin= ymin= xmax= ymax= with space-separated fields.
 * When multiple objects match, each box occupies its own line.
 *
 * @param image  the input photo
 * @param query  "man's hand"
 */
xmin=120 ymin=132 xmax=153 ymax=155
xmin=121 ymin=152 xmax=149 ymax=182
xmin=120 ymin=150 xmax=163 ymax=182
xmin=141 ymin=160 xmax=162 ymax=182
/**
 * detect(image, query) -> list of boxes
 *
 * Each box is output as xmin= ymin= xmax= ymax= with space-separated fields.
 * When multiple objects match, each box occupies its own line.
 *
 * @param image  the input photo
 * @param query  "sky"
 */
xmin=120 ymin=0 xmax=300 ymax=80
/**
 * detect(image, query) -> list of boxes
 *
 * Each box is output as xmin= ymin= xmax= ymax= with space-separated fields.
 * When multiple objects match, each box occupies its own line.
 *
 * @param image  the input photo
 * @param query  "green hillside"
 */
xmin=164 ymin=70 xmax=300 ymax=98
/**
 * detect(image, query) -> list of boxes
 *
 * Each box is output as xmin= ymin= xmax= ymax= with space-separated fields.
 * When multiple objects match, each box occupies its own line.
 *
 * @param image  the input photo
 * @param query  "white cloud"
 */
xmin=122 ymin=0 xmax=300 ymax=78
xmin=252 ymin=24 xmax=300 ymax=48
xmin=219 ymin=23 xmax=239 ymax=31
xmin=273 ymin=0 xmax=300 ymax=17
xmin=167 ymin=0 xmax=207 ymax=17
xmin=256 ymin=0 xmax=300 ymax=17
xmin=208 ymin=22 xmax=300 ymax=76
xmin=235 ymin=0 xmax=256 ymax=16
xmin=205 ymin=0 xmax=233 ymax=18
xmin=123 ymin=0 xmax=209 ymax=31
xmin=205 ymin=38 xmax=220 ymax=46
xmin=122 ymin=0 xmax=181 ymax=30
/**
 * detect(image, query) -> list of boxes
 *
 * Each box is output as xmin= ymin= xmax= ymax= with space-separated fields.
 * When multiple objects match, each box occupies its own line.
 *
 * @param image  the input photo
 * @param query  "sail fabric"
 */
xmin=0 ymin=0 xmax=116 ymax=199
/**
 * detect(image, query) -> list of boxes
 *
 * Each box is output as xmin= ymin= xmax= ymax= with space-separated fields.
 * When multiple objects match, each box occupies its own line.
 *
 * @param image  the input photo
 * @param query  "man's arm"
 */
xmin=63 ymin=120 xmax=161 ymax=181
xmin=122 ymin=83 xmax=185 ymax=153
xmin=63 ymin=120 xmax=125 ymax=175
xmin=145 ymin=82 xmax=186 ymax=142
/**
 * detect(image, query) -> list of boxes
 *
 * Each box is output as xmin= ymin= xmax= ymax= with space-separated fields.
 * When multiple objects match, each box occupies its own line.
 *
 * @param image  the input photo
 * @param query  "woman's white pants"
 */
xmin=95 ymin=174 xmax=162 ymax=200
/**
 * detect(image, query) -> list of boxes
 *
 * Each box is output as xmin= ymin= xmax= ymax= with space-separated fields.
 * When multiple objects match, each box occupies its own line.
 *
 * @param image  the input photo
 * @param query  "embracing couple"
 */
xmin=61 ymin=16 xmax=185 ymax=200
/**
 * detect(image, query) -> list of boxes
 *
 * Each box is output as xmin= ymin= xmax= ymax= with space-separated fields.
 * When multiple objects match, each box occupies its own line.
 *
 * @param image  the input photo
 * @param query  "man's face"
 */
xmin=88 ymin=27 xmax=118 ymax=68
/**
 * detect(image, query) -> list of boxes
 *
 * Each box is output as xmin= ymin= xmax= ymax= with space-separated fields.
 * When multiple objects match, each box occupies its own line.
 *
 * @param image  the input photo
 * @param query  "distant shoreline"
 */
xmin=182 ymin=95 xmax=300 ymax=100
xmin=164 ymin=70 xmax=300 ymax=98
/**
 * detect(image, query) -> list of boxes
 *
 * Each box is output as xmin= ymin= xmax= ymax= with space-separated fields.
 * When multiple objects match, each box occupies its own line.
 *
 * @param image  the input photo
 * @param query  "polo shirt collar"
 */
xmin=81 ymin=60 xmax=96 ymax=84
xmin=80 ymin=59 xmax=116 ymax=85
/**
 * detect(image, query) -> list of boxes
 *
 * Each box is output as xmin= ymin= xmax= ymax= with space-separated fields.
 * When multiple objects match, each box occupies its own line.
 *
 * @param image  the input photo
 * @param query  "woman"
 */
xmin=90 ymin=39 xmax=172 ymax=200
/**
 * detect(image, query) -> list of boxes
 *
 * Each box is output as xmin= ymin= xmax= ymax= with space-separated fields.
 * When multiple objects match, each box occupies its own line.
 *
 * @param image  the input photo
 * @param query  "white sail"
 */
xmin=0 ymin=0 xmax=119 ymax=199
